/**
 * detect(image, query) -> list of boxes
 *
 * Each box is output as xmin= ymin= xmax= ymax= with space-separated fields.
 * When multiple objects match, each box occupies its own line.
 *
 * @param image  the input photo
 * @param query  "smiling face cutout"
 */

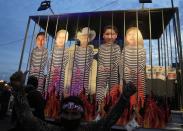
xmin=55 ymin=30 xmax=69 ymax=48
xmin=125 ymin=27 xmax=144 ymax=48
xmin=36 ymin=34 xmax=46 ymax=49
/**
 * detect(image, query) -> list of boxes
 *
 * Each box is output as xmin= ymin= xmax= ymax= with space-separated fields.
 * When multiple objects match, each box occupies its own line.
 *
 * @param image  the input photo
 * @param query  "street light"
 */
xmin=37 ymin=0 xmax=54 ymax=14
xmin=139 ymin=0 xmax=152 ymax=3
xmin=139 ymin=0 xmax=152 ymax=9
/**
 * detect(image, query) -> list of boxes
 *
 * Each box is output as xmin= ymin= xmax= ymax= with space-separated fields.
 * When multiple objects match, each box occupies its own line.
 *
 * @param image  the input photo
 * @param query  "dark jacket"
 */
xmin=13 ymin=82 xmax=135 ymax=131
xmin=26 ymin=85 xmax=45 ymax=120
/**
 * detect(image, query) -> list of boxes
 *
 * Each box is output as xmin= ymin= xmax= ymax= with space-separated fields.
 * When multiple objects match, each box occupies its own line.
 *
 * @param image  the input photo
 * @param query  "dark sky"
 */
xmin=0 ymin=0 xmax=182 ymax=81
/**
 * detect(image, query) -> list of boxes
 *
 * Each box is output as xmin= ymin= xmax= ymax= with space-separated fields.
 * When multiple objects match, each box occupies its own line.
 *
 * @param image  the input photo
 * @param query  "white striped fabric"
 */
xmin=45 ymin=46 xmax=69 ymax=99
xmin=96 ymin=43 xmax=120 ymax=103
xmin=29 ymin=47 xmax=48 ymax=94
xmin=70 ymin=45 xmax=94 ymax=96
xmin=120 ymin=46 xmax=146 ymax=105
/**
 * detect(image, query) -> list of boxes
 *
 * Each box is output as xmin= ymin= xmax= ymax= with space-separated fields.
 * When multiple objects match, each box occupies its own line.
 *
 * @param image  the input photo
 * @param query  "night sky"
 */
xmin=0 ymin=0 xmax=182 ymax=81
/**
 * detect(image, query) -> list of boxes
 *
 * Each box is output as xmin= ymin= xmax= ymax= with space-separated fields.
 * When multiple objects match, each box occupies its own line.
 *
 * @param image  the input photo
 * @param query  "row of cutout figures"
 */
xmin=28 ymin=26 xmax=172 ymax=128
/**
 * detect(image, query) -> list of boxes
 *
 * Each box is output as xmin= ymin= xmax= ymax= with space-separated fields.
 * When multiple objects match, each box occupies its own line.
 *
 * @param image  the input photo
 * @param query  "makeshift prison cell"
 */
xmin=18 ymin=7 xmax=183 ymax=127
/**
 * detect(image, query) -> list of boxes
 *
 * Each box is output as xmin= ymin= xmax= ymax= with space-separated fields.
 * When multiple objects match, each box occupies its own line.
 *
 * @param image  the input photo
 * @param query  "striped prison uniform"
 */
xmin=70 ymin=45 xmax=94 ymax=96
xmin=44 ymin=46 xmax=69 ymax=119
xmin=29 ymin=47 xmax=48 ymax=94
xmin=119 ymin=46 xmax=146 ymax=109
xmin=45 ymin=46 xmax=69 ymax=99
xmin=96 ymin=43 xmax=120 ymax=103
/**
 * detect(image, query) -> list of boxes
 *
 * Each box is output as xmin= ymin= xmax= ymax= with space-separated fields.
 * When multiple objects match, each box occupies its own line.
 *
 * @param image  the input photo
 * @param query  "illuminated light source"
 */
xmin=0 ymin=80 xmax=4 ymax=83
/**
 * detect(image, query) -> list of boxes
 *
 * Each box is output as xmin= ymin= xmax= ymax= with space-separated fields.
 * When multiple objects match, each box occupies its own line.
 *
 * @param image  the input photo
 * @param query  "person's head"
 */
xmin=76 ymin=27 xmax=96 ymax=48
xmin=10 ymin=71 xmax=24 ymax=89
xmin=36 ymin=32 xmax=46 ymax=49
xmin=103 ymin=25 xmax=118 ymax=44
xmin=60 ymin=96 xmax=84 ymax=130
xmin=55 ymin=30 xmax=69 ymax=48
xmin=125 ymin=27 xmax=144 ymax=48
xmin=27 ymin=75 xmax=38 ymax=89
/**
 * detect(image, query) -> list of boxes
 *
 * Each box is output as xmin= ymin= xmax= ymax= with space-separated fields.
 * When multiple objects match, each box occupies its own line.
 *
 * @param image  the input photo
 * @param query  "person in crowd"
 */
xmin=26 ymin=75 xmax=45 ymax=120
xmin=10 ymin=71 xmax=136 ymax=131
xmin=0 ymin=81 xmax=11 ymax=119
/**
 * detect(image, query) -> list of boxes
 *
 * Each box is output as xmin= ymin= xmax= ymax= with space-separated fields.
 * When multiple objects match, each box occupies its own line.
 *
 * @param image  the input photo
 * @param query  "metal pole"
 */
xmin=123 ymin=12 xmax=126 ymax=78
xmin=162 ymin=10 xmax=168 ymax=98
xmin=168 ymin=24 xmax=173 ymax=65
xmin=58 ymin=16 xmax=69 ymax=99
xmin=165 ymin=28 xmax=170 ymax=66
xmin=26 ymin=22 xmax=36 ymax=71
xmin=18 ymin=17 xmax=31 ymax=71
xmin=45 ymin=16 xmax=50 ymax=48
xmin=45 ymin=15 xmax=59 ymax=97
xmin=158 ymin=39 xmax=161 ymax=66
xmin=173 ymin=18 xmax=180 ymax=109
xmin=82 ymin=15 xmax=91 ymax=95
xmin=136 ymin=10 xmax=139 ymax=106
xmin=49 ymin=7 xmax=54 ymax=15
xmin=149 ymin=9 xmax=153 ymax=95
xmin=175 ymin=8 xmax=183 ymax=109
xmin=171 ymin=0 xmax=174 ymax=8
xmin=70 ymin=15 xmax=80 ymax=95
xmin=109 ymin=12 xmax=114 ymax=95
xmin=96 ymin=14 xmax=102 ymax=105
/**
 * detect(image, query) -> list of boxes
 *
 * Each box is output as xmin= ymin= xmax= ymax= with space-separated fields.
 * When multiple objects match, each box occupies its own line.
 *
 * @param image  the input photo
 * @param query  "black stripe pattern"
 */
xmin=120 ymin=46 xmax=146 ymax=106
xmin=45 ymin=46 xmax=69 ymax=99
xmin=29 ymin=47 xmax=48 ymax=94
xmin=96 ymin=43 xmax=120 ymax=103
xmin=70 ymin=45 xmax=94 ymax=96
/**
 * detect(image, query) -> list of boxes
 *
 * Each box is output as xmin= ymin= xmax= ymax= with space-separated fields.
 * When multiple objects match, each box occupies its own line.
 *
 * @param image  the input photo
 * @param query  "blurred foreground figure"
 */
xmin=10 ymin=71 xmax=136 ymax=131
xmin=26 ymin=75 xmax=45 ymax=120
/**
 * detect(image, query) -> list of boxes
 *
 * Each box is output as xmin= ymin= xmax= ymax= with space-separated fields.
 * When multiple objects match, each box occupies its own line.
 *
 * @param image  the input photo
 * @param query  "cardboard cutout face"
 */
xmin=77 ymin=34 xmax=89 ymax=47
xmin=125 ymin=27 xmax=144 ymax=48
xmin=55 ymin=31 xmax=68 ymax=48
xmin=126 ymin=29 xmax=138 ymax=46
xmin=103 ymin=28 xmax=117 ymax=44
xmin=36 ymin=35 xmax=46 ymax=49
xmin=77 ymin=27 xmax=96 ymax=48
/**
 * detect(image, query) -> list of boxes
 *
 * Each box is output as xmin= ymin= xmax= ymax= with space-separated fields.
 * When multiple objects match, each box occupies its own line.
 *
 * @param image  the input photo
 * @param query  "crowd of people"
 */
xmin=8 ymin=71 xmax=136 ymax=131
